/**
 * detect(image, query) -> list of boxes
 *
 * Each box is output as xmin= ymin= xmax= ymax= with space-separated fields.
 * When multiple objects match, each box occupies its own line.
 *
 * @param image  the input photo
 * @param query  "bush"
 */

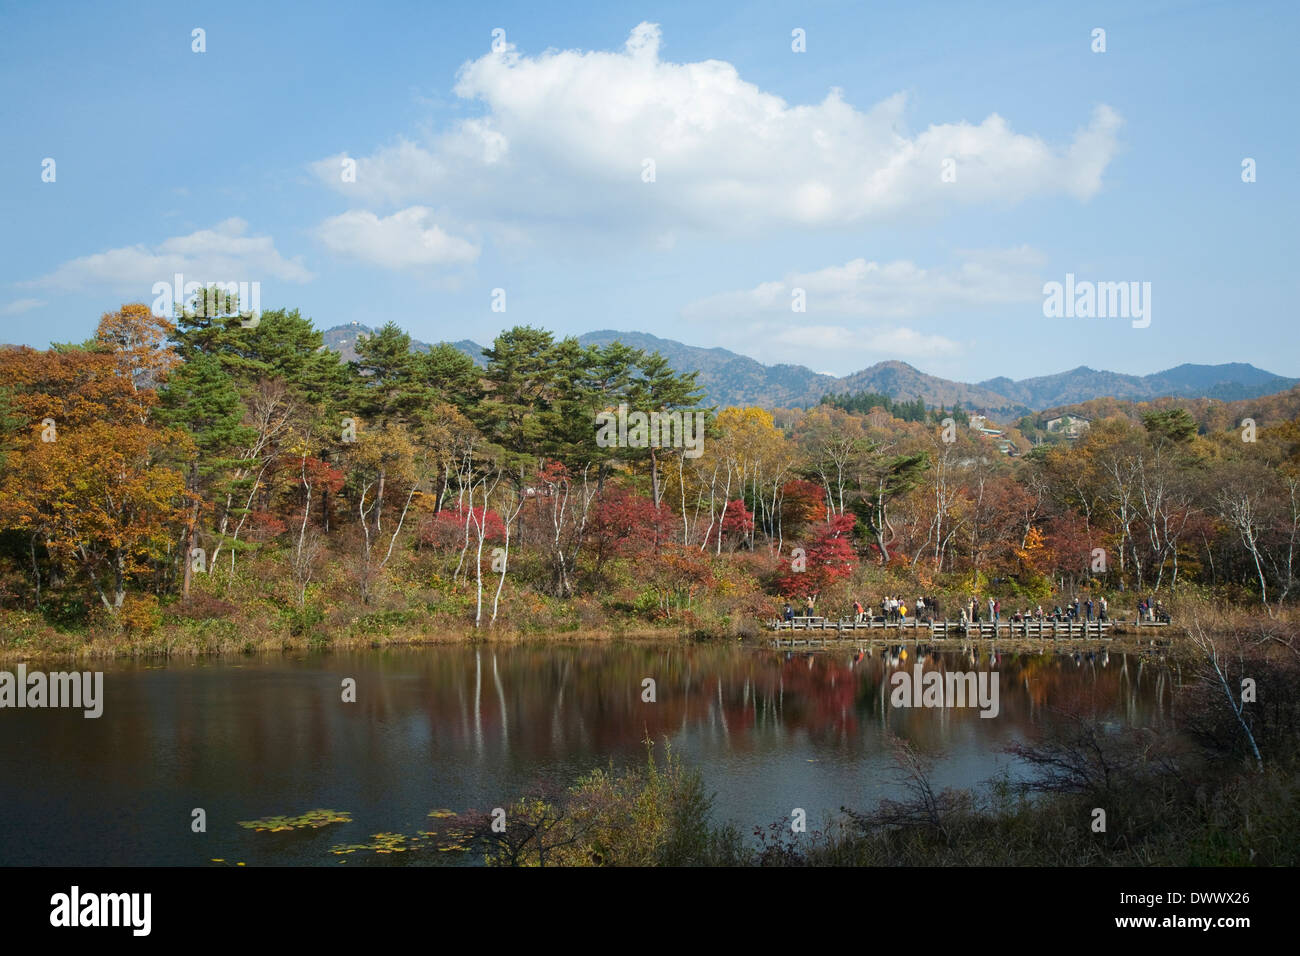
xmin=472 ymin=740 xmax=744 ymax=867
xmin=283 ymin=603 xmax=325 ymax=638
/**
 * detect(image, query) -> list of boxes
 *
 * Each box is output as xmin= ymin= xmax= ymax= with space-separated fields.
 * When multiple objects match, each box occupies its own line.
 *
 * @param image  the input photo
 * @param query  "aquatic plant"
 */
xmin=237 ymin=809 xmax=352 ymax=832
xmin=328 ymin=812 xmax=475 ymax=856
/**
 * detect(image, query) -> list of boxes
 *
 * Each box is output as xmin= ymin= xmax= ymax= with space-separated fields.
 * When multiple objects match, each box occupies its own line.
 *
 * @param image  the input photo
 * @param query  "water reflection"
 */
xmin=0 ymin=643 xmax=1173 ymax=865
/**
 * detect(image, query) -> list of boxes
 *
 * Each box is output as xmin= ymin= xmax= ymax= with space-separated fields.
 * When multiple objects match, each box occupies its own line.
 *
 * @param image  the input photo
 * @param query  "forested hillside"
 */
xmin=318 ymin=323 xmax=1296 ymax=417
xmin=3 ymin=302 xmax=1299 ymax=653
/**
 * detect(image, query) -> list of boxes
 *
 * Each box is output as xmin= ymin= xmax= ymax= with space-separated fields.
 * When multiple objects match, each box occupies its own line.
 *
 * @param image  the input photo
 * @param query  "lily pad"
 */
xmin=237 ymin=809 xmax=352 ymax=832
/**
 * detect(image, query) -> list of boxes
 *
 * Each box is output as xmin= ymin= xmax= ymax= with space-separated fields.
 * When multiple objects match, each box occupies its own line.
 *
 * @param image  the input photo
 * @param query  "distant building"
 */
xmin=967 ymin=414 xmax=1013 ymax=453
xmin=1045 ymin=414 xmax=1091 ymax=439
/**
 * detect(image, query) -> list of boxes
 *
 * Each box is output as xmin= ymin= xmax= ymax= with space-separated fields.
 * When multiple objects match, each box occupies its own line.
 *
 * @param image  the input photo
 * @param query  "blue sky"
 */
xmin=1 ymin=0 xmax=1295 ymax=383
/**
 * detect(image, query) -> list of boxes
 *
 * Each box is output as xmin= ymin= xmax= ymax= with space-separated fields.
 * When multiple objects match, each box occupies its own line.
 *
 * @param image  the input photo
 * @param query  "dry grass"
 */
xmin=0 ymin=607 xmax=690 ymax=664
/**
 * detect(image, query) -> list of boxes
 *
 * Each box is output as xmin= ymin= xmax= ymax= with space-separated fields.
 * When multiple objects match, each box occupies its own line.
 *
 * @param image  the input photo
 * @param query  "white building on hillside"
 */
xmin=1045 ymin=414 xmax=1091 ymax=439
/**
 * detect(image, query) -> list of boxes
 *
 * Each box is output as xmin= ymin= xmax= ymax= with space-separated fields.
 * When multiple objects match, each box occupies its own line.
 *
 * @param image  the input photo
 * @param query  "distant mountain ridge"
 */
xmin=978 ymin=362 xmax=1298 ymax=409
xmin=320 ymin=323 xmax=1297 ymax=419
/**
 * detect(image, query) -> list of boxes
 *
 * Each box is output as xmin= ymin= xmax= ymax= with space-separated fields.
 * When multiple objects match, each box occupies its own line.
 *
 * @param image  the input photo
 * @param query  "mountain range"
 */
xmin=321 ymin=323 xmax=1298 ymax=420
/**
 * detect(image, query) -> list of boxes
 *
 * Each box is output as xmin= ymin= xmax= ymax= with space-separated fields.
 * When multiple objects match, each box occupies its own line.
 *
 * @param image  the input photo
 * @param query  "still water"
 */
xmin=0 ymin=642 xmax=1175 ymax=865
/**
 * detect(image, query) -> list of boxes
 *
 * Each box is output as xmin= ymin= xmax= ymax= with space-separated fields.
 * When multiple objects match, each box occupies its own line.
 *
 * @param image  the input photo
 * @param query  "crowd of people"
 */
xmin=781 ymin=594 xmax=940 ymax=624
xmin=947 ymin=594 xmax=1115 ymax=627
xmin=852 ymin=595 xmax=944 ymax=624
xmin=780 ymin=591 xmax=1171 ymax=627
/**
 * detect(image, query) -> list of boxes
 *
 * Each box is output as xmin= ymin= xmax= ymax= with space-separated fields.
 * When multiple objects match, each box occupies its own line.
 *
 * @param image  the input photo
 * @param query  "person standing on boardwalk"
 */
xmin=854 ymin=600 xmax=864 ymax=624
xmin=1085 ymin=598 xmax=1094 ymax=622
xmin=784 ymin=603 xmax=794 ymax=623
xmin=1099 ymin=596 xmax=1108 ymax=621
xmin=989 ymin=597 xmax=996 ymax=624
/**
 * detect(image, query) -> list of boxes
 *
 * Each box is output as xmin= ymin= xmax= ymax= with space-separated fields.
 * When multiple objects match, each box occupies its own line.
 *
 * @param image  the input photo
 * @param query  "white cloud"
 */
xmin=770 ymin=323 xmax=960 ymax=356
xmin=315 ymin=207 xmax=479 ymax=269
xmin=27 ymin=219 xmax=313 ymax=291
xmin=1 ymin=298 xmax=45 ymax=316
xmin=311 ymin=23 xmax=1121 ymax=237
xmin=683 ymin=247 xmax=1044 ymax=321
xmin=678 ymin=247 xmax=1049 ymax=372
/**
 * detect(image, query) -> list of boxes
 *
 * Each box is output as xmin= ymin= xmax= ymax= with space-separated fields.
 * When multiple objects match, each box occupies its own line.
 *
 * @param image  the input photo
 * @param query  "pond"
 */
xmin=0 ymin=641 xmax=1177 ymax=865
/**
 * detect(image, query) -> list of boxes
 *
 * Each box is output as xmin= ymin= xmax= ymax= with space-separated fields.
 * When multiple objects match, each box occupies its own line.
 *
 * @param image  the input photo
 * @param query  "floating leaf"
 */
xmin=237 ymin=809 xmax=352 ymax=832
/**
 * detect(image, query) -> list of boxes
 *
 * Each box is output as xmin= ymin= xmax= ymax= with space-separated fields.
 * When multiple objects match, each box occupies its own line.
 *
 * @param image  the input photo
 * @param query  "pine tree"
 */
xmin=156 ymin=353 xmax=258 ymax=594
xmin=352 ymin=322 xmax=428 ymax=425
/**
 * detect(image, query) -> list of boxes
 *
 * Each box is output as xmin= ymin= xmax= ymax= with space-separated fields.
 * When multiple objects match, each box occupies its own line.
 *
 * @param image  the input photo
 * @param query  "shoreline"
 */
xmin=0 ymin=622 xmax=708 ymax=665
xmin=0 ymin=618 xmax=1200 ymax=665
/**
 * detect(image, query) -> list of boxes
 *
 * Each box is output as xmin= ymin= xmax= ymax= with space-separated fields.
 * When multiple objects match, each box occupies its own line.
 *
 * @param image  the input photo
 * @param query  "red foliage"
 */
xmin=721 ymin=499 xmax=755 ymax=536
xmin=780 ymin=480 xmax=825 ymax=531
xmin=772 ymin=513 xmax=857 ymax=598
xmin=703 ymin=499 xmax=755 ymax=549
xmin=301 ymin=456 xmax=345 ymax=494
xmin=418 ymin=506 xmax=505 ymax=551
xmin=1041 ymin=512 xmax=1096 ymax=575
xmin=587 ymin=486 xmax=674 ymax=569
xmin=248 ymin=509 xmax=287 ymax=540
xmin=264 ymin=456 xmax=345 ymax=534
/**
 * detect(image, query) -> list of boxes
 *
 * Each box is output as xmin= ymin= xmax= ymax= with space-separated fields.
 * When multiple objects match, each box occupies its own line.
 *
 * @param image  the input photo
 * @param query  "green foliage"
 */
xmin=1142 ymin=407 xmax=1198 ymax=443
xmin=282 ymin=602 xmax=324 ymax=638
xmin=821 ymin=390 xmax=959 ymax=424
xmin=172 ymin=305 xmax=348 ymax=407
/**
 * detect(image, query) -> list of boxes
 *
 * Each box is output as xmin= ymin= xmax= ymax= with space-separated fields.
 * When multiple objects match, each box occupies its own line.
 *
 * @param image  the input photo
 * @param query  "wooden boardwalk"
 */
xmin=767 ymin=615 xmax=1168 ymax=647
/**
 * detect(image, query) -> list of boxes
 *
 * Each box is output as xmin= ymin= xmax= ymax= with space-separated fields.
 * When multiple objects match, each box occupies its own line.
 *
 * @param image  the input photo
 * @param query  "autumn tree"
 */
xmin=0 ymin=420 xmax=189 ymax=610
xmin=772 ymin=513 xmax=857 ymax=601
